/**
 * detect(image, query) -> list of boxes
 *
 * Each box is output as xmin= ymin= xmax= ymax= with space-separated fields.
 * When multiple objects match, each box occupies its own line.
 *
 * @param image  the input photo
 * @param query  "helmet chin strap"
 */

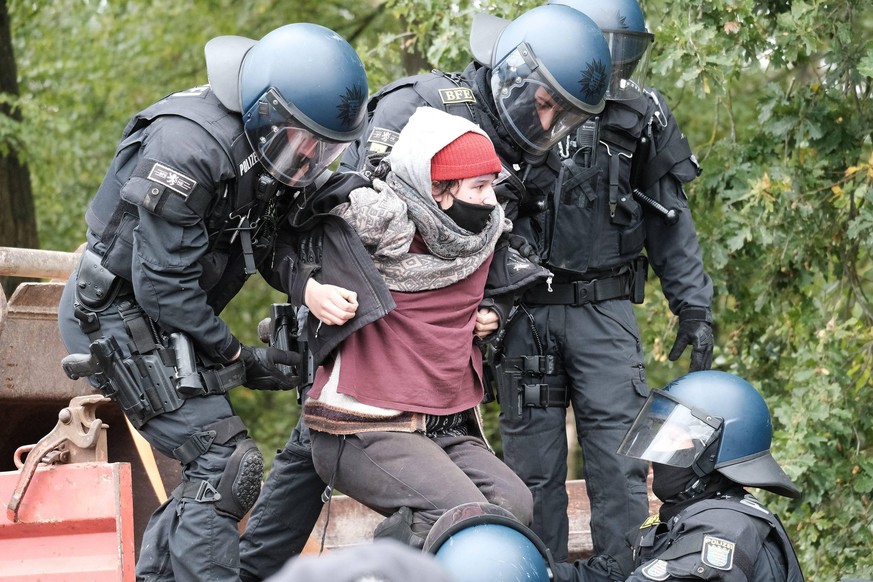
xmin=674 ymin=426 xmax=724 ymax=502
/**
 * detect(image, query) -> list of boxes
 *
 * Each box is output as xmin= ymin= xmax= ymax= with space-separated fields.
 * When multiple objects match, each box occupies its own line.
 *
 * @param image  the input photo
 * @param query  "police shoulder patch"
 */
xmin=640 ymin=513 xmax=660 ymax=529
xmin=438 ymin=87 xmax=476 ymax=104
xmin=701 ymin=535 xmax=735 ymax=570
xmin=147 ymin=162 xmax=197 ymax=199
xmin=367 ymin=127 xmax=400 ymax=151
xmin=640 ymin=559 xmax=669 ymax=581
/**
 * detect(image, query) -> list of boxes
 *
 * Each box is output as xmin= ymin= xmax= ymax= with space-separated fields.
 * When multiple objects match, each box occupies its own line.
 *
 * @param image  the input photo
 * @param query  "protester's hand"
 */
xmin=239 ymin=345 xmax=300 ymax=390
xmin=474 ymin=308 xmax=500 ymax=340
xmin=668 ymin=308 xmax=714 ymax=372
xmin=304 ymin=279 xmax=358 ymax=326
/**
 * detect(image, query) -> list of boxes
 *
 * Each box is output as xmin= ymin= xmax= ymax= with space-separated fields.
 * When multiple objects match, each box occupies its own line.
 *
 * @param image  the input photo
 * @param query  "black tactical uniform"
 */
xmin=627 ymin=490 xmax=803 ymax=582
xmin=59 ymin=22 xmax=370 ymax=582
xmin=497 ymin=89 xmax=713 ymax=569
xmin=556 ymin=370 xmax=805 ymax=582
xmin=57 ymin=86 xmax=299 ymax=581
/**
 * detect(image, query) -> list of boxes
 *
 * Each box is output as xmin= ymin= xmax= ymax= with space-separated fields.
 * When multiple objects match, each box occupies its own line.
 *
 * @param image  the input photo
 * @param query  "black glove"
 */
xmin=239 ymin=345 xmax=301 ymax=391
xmin=373 ymin=506 xmax=426 ymax=549
xmin=506 ymin=233 xmax=540 ymax=264
xmin=668 ymin=307 xmax=714 ymax=372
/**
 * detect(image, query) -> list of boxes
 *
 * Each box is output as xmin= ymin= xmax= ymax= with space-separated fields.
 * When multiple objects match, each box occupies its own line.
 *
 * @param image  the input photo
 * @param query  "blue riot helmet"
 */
xmin=206 ymin=24 xmax=368 ymax=187
xmin=423 ymin=502 xmax=555 ymax=582
xmin=548 ymin=0 xmax=654 ymax=100
xmin=618 ymin=370 xmax=801 ymax=498
xmin=470 ymin=5 xmax=612 ymax=155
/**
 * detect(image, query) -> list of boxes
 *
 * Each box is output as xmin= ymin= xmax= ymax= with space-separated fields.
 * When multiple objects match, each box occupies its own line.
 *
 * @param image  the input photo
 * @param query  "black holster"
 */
xmin=494 ymin=355 xmax=567 ymax=419
xmin=630 ymin=255 xmax=649 ymax=304
xmin=89 ymin=335 xmax=184 ymax=429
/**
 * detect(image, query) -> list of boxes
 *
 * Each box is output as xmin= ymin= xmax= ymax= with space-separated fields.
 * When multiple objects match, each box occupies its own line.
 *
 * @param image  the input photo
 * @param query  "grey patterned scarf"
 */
xmin=330 ymin=172 xmax=510 ymax=292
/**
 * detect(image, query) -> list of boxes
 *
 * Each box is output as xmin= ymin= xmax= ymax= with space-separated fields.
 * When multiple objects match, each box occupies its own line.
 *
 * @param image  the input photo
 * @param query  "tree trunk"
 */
xmin=0 ymin=0 xmax=38 ymax=296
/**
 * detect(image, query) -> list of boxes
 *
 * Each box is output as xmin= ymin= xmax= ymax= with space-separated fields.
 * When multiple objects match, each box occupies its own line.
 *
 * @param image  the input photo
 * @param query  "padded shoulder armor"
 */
xmin=368 ymin=71 xmax=478 ymax=124
xmin=119 ymin=86 xmax=255 ymax=221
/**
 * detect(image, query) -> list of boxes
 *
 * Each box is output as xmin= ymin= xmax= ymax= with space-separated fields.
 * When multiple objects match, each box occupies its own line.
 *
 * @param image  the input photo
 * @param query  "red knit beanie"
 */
xmin=431 ymin=131 xmax=502 ymax=181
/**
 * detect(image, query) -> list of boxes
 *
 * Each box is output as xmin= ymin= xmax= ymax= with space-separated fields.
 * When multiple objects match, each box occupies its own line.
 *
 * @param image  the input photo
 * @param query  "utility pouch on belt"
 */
xmin=630 ymin=255 xmax=649 ymax=304
xmin=74 ymin=248 xmax=128 ymax=312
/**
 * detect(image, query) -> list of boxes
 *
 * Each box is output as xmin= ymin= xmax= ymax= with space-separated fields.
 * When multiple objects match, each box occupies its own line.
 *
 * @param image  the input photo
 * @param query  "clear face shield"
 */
xmin=602 ymin=29 xmax=654 ymax=101
xmin=617 ymin=390 xmax=722 ymax=467
xmin=243 ymin=87 xmax=351 ymax=187
xmin=490 ymin=43 xmax=598 ymax=155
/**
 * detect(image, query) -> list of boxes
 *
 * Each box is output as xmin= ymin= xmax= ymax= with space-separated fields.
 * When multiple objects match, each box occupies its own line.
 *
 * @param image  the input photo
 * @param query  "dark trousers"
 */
xmin=58 ymin=277 xmax=245 ymax=582
xmin=310 ymin=429 xmax=534 ymax=539
xmin=499 ymin=298 xmax=650 ymax=572
xmin=239 ymin=414 xmax=326 ymax=581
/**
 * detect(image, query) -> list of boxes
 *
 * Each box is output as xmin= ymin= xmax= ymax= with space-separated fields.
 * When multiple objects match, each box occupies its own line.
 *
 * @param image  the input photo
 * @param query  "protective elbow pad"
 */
xmin=214 ymin=437 xmax=264 ymax=520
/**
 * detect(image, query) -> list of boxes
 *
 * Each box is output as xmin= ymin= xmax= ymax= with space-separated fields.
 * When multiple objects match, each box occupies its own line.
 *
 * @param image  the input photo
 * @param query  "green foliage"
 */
xmin=7 ymin=0 xmax=873 ymax=577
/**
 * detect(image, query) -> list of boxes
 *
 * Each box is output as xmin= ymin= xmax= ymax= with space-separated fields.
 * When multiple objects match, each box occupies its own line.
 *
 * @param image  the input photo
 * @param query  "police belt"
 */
xmin=523 ymin=272 xmax=632 ymax=306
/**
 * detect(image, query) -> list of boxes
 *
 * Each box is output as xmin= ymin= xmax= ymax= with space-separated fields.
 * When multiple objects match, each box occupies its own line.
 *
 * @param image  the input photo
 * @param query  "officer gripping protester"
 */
xmin=235 ymin=5 xmax=614 ymax=580
xmin=57 ymin=23 xmax=368 ymax=581
xmin=475 ymin=0 xmax=716 ymax=572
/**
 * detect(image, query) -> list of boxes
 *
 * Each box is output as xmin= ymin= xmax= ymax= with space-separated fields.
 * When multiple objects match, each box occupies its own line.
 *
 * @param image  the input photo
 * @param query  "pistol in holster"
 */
xmin=62 ymin=335 xmax=183 ymax=429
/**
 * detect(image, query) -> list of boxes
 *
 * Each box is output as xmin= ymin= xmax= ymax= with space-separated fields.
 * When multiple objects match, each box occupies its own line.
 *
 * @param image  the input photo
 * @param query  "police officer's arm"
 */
xmin=642 ymin=92 xmax=714 ymax=371
xmin=124 ymin=117 xmax=240 ymax=363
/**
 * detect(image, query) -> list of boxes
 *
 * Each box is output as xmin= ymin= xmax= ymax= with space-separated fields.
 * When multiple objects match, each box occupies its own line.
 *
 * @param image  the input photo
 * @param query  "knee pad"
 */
xmin=214 ymin=437 xmax=264 ymax=520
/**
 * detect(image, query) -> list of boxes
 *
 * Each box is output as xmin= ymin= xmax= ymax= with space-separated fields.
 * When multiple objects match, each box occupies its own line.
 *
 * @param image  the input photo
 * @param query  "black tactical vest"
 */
xmin=84 ymin=86 xmax=260 ymax=281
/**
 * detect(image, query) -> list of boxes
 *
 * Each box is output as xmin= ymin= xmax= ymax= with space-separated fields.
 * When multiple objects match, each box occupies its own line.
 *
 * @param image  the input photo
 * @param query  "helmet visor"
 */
xmin=602 ymin=30 xmax=654 ymax=100
xmin=243 ymin=87 xmax=350 ymax=187
xmin=618 ymin=390 xmax=721 ymax=467
xmin=490 ymin=43 xmax=599 ymax=154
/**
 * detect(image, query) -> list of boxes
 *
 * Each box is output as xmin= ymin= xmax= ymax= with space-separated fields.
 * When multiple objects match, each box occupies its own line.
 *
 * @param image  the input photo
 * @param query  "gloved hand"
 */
xmin=373 ymin=506 xmax=426 ymax=549
xmin=506 ymin=234 xmax=540 ymax=264
xmin=668 ymin=307 xmax=714 ymax=372
xmin=239 ymin=345 xmax=301 ymax=390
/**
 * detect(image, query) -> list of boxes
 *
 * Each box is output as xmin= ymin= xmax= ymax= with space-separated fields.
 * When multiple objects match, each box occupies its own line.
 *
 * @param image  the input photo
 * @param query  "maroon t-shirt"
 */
xmin=311 ymin=236 xmax=492 ymax=415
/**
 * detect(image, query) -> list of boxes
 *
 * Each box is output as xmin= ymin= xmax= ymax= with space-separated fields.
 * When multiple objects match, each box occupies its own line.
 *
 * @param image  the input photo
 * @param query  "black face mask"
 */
xmin=651 ymin=463 xmax=700 ymax=503
xmin=443 ymin=199 xmax=495 ymax=233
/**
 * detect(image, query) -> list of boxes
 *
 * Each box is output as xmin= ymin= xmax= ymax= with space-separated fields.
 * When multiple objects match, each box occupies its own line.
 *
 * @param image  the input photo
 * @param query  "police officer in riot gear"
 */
xmin=618 ymin=371 xmax=803 ymax=581
xmin=422 ymin=374 xmax=805 ymax=582
xmin=341 ymin=4 xmax=611 ymax=169
xmin=552 ymin=370 xmax=804 ymax=581
xmin=57 ymin=23 xmax=368 ymax=582
xmin=483 ymin=0 xmax=715 ymax=571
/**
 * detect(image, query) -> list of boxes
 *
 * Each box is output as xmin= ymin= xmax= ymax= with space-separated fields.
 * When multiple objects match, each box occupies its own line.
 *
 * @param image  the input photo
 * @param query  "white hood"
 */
xmin=388 ymin=107 xmax=496 ymax=205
